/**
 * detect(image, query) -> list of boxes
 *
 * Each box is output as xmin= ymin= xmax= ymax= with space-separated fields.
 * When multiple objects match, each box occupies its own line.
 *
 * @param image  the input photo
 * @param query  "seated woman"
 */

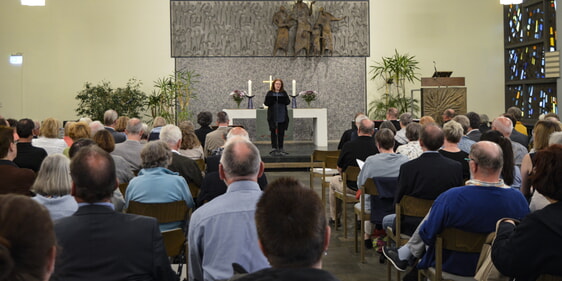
xmin=63 ymin=121 xmax=91 ymax=157
xmin=178 ymin=121 xmax=204 ymax=160
xmin=124 ymin=141 xmax=195 ymax=231
xmin=148 ymin=116 xmax=166 ymax=141
xmin=492 ymin=144 xmax=562 ymax=280
xmin=92 ymin=130 xmax=134 ymax=185
xmin=31 ymin=154 xmax=78 ymax=220
xmin=32 ymin=117 xmax=67 ymax=155
xmin=0 ymin=194 xmax=57 ymax=281
xmin=439 ymin=120 xmax=470 ymax=181
xmin=480 ymin=130 xmax=521 ymax=190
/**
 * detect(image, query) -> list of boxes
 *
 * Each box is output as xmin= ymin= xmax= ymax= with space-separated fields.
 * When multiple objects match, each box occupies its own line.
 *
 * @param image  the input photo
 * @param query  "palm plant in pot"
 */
xmin=368 ymin=49 xmax=420 ymax=119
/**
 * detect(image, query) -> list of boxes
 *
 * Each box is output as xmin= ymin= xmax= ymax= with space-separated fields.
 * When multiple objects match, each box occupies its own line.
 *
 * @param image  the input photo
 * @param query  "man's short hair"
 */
xmin=255 ymin=177 xmax=326 ymax=267
xmin=159 ymin=124 xmax=182 ymax=145
xmin=466 ymin=112 xmax=481 ymax=130
xmin=405 ymin=122 xmax=422 ymax=141
xmin=217 ymin=111 xmax=229 ymax=124
xmin=506 ymin=106 xmax=523 ymax=121
xmin=197 ymin=111 xmax=213 ymax=127
xmin=443 ymin=108 xmax=455 ymax=119
xmin=103 ymin=110 xmax=118 ymax=126
xmin=452 ymin=115 xmax=470 ymax=134
xmin=386 ymin=107 xmax=399 ymax=119
xmin=379 ymin=120 xmax=397 ymax=135
xmin=68 ymin=138 xmax=96 ymax=159
xmin=89 ymin=121 xmax=105 ymax=136
xmin=0 ymin=126 xmax=14 ymax=158
xmin=126 ymin=118 xmax=143 ymax=135
xmin=358 ymin=119 xmax=375 ymax=135
xmin=16 ymin=118 xmax=35 ymax=138
xmin=141 ymin=141 xmax=172 ymax=169
xmin=420 ymin=124 xmax=444 ymax=151
xmin=375 ymin=128 xmax=395 ymax=150
xmin=220 ymin=138 xmax=260 ymax=179
xmin=71 ymin=145 xmax=117 ymax=203
xmin=469 ymin=141 xmax=503 ymax=173
xmin=443 ymin=120 xmax=463 ymax=143
xmin=492 ymin=116 xmax=513 ymax=136
xmin=399 ymin=113 xmax=413 ymax=126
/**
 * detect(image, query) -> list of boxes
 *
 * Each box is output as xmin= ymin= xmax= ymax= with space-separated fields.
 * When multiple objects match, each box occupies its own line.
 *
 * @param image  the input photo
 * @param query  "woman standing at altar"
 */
xmin=264 ymin=78 xmax=291 ymax=155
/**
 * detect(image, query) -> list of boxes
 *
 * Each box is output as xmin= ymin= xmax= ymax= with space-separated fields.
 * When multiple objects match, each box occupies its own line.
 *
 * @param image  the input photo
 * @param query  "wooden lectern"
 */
xmin=420 ymin=76 xmax=467 ymax=124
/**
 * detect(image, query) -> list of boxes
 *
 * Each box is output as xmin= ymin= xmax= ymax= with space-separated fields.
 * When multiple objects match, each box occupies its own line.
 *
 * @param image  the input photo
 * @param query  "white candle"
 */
xmin=248 ymin=80 xmax=252 ymax=96
xmin=292 ymin=80 xmax=296 ymax=96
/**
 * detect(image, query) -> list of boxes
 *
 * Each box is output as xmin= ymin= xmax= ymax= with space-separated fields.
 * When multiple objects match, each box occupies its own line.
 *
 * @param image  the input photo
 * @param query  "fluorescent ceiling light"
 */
xmin=10 ymin=54 xmax=23 ymax=65
xmin=21 ymin=0 xmax=45 ymax=6
xmin=500 ymin=0 xmax=523 ymax=4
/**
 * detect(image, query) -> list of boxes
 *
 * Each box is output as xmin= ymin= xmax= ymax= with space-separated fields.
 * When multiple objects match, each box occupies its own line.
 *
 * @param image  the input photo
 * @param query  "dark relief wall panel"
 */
xmin=171 ymin=1 xmax=369 ymax=57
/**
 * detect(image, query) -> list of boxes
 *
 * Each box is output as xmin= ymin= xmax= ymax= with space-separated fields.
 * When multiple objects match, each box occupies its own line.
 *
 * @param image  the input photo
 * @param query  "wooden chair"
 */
xmin=334 ymin=166 xmax=360 ymax=239
xmin=386 ymin=195 xmax=434 ymax=281
xmin=321 ymin=155 xmax=339 ymax=206
xmin=309 ymin=150 xmax=339 ymax=193
xmin=118 ymin=182 xmax=128 ymax=197
xmin=354 ymin=177 xmax=398 ymax=263
xmin=418 ymin=228 xmax=489 ymax=281
xmin=195 ymin=158 xmax=206 ymax=173
xmin=127 ymin=200 xmax=190 ymax=280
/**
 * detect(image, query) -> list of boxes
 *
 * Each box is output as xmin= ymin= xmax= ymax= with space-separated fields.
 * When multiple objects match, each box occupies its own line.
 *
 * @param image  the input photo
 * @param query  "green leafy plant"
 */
xmin=75 ymin=78 xmax=147 ymax=121
xmin=368 ymin=49 xmax=420 ymax=119
xmin=148 ymin=70 xmax=199 ymax=124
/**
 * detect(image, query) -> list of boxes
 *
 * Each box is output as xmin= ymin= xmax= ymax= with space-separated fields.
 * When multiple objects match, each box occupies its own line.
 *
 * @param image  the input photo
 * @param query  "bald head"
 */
xmin=226 ymin=127 xmax=249 ymax=141
xmin=491 ymin=116 xmax=513 ymax=137
xmin=442 ymin=108 xmax=455 ymax=122
xmin=219 ymin=137 xmax=263 ymax=183
xmin=469 ymin=141 xmax=503 ymax=180
xmin=358 ymin=118 xmax=375 ymax=136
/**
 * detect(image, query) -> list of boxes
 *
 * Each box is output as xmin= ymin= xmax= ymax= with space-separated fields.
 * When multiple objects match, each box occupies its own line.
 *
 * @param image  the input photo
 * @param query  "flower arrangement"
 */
xmin=299 ymin=90 xmax=318 ymax=107
xmin=229 ymin=90 xmax=246 ymax=108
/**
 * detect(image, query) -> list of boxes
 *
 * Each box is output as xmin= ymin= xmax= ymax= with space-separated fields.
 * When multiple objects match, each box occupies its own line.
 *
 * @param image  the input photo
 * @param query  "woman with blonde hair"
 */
xmin=178 ymin=121 xmax=204 ymax=160
xmin=114 ymin=116 xmax=129 ymax=133
xmin=31 ymin=154 xmax=78 ymax=220
xmin=148 ymin=116 xmax=167 ymax=141
xmin=32 ymin=117 xmax=67 ymax=155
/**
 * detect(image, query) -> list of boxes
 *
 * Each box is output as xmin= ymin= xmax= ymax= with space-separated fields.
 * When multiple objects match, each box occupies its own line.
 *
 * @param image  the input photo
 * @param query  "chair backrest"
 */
xmin=325 ymin=155 xmax=339 ymax=169
xmin=399 ymin=195 xmax=434 ymax=218
xmin=127 ymin=201 xmax=189 ymax=224
xmin=118 ymin=182 xmax=128 ymax=196
xmin=434 ymin=228 xmax=489 ymax=278
xmin=362 ymin=178 xmax=379 ymax=196
xmin=195 ymin=158 xmax=206 ymax=172
xmin=343 ymin=166 xmax=361 ymax=182
xmin=311 ymin=150 xmax=339 ymax=163
xmin=161 ymin=228 xmax=186 ymax=257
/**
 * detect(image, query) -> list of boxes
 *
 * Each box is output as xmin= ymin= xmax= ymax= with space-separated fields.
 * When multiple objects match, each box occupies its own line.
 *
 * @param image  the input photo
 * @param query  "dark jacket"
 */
xmin=264 ymin=91 xmax=291 ymax=129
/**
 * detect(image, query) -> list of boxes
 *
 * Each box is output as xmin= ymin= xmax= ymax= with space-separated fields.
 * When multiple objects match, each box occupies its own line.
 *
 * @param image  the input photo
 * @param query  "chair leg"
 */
xmin=354 ymin=214 xmax=358 ymax=253
xmin=343 ymin=198 xmax=348 ymax=238
xmin=360 ymin=215 xmax=365 ymax=263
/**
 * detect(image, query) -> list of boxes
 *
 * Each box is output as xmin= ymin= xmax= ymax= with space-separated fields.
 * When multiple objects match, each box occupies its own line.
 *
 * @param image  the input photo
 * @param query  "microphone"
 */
xmin=433 ymin=61 xmax=437 ymax=73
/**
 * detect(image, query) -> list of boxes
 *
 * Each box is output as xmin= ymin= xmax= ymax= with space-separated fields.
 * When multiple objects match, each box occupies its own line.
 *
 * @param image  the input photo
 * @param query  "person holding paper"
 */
xmin=264 ymin=78 xmax=290 ymax=155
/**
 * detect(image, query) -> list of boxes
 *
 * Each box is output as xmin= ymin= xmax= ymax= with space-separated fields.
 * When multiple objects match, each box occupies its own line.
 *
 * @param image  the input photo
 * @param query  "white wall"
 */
xmin=0 ymin=0 xmax=174 ymax=121
xmin=368 ymin=0 xmax=506 ymax=118
xmin=1 ymin=0 xmax=505 ymax=121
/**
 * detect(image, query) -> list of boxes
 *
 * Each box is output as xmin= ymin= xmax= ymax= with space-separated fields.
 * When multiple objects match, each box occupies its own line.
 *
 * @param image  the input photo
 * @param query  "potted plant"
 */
xmin=148 ymin=69 xmax=199 ymax=124
xmin=368 ymin=49 xmax=420 ymax=119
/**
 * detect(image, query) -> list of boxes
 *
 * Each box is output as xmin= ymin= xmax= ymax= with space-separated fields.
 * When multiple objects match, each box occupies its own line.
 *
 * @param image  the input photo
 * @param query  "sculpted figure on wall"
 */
xmin=292 ymin=0 xmax=315 ymax=56
xmin=272 ymin=6 xmax=294 ymax=56
xmin=315 ymin=7 xmax=346 ymax=56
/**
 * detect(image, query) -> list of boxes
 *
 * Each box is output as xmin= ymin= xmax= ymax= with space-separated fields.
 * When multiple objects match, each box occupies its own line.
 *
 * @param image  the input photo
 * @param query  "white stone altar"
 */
xmin=223 ymin=108 xmax=328 ymax=147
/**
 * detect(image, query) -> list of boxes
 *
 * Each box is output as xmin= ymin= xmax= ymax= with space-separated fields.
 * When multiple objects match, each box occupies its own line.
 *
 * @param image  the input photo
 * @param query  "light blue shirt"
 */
xmin=33 ymin=194 xmax=78 ymax=221
xmin=188 ymin=180 xmax=269 ymax=281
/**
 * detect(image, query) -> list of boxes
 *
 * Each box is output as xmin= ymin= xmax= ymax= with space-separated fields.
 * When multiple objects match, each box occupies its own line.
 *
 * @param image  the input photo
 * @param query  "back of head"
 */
xmin=40 ymin=118 xmax=61 ymax=138
xmin=141 ymin=141 xmax=172 ymax=169
xmin=375 ymin=128 xmax=395 ymax=150
xmin=103 ymin=109 xmax=118 ymax=126
xmin=531 ymin=144 xmax=562 ymax=201
xmin=491 ymin=116 xmax=513 ymax=136
xmin=480 ymin=130 xmax=514 ymax=184
xmin=152 ymin=116 xmax=167 ymax=128
xmin=420 ymin=124 xmax=444 ymax=151
xmin=68 ymin=138 xmax=96 ymax=159
xmin=197 ymin=111 xmax=213 ymax=127
xmin=71 ymin=145 xmax=116 ymax=203
xmin=466 ymin=112 xmax=481 ymax=130
xmin=0 ymin=126 xmax=14 ymax=159
xmin=452 ymin=115 xmax=470 ymax=134
xmin=89 ymin=121 xmax=105 ymax=136
xmin=379 ymin=120 xmax=397 ymax=134
xmin=399 ymin=113 xmax=413 ymax=126
xmin=543 ymin=112 xmax=560 ymax=121
xmin=480 ymin=114 xmax=490 ymax=125
xmin=220 ymin=137 xmax=261 ymax=179
xmin=179 ymin=122 xmax=201 ymax=150
xmin=470 ymin=141 xmax=504 ymax=174
xmin=386 ymin=107 xmax=399 ymax=120
xmin=0 ymin=194 xmax=55 ymax=281
xmin=533 ymin=120 xmax=562 ymax=151
xmin=217 ymin=111 xmax=229 ymax=124
xmin=92 ymin=130 xmax=115 ymax=153
xmin=502 ymin=113 xmax=517 ymax=128
xmin=419 ymin=115 xmax=435 ymax=126
xmin=32 ymin=154 xmax=72 ymax=197
xmin=255 ymin=177 xmax=326 ymax=267
xmin=16 ymin=118 xmax=35 ymax=139
xmin=68 ymin=122 xmax=91 ymax=141
xmin=226 ymin=127 xmax=249 ymax=141
xmin=159 ymin=124 xmax=182 ymax=145
xmin=443 ymin=120 xmax=463 ymax=143
xmin=114 ymin=116 xmax=129 ymax=132
xmin=506 ymin=107 xmax=523 ymax=121
xmin=358 ymin=119 xmax=375 ymax=136
xmin=354 ymin=114 xmax=368 ymax=128
xmin=443 ymin=108 xmax=455 ymax=119
xmin=126 ymin=118 xmax=143 ymax=135
xmin=179 ymin=121 xmax=195 ymax=133
xmin=405 ymin=122 xmax=422 ymax=141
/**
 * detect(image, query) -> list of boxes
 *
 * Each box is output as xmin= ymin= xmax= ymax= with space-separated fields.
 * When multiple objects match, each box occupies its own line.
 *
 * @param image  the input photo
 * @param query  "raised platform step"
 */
xmin=254 ymin=142 xmax=338 ymax=170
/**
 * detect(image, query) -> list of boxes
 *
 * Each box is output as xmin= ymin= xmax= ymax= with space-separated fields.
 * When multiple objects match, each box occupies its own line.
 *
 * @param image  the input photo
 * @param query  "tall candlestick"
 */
xmin=292 ymin=80 xmax=296 ymax=96
xmin=248 ymin=80 xmax=252 ymax=96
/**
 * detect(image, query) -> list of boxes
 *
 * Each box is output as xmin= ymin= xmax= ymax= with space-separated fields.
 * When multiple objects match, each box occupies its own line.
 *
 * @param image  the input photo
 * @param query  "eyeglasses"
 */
xmin=465 ymin=157 xmax=478 ymax=164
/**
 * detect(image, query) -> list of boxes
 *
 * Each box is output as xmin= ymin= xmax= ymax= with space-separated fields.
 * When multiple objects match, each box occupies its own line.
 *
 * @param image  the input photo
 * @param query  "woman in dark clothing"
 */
xmin=264 ymin=78 xmax=290 ymax=155
xmin=491 ymin=144 xmax=562 ymax=281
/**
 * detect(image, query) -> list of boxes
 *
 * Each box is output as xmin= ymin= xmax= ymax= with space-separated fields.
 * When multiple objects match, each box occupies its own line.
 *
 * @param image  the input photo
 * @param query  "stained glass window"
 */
xmin=504 ymin=0 xmax=557 ymax=121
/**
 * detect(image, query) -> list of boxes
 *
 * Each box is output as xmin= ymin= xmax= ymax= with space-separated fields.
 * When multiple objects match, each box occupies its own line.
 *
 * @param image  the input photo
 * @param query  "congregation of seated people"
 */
xmin=0 ymin=106 xmax=561 ymax=281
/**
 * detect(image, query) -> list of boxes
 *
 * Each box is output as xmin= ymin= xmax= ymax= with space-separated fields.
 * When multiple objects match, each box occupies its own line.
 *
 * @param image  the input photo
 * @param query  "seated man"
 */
xmin=14 ymin=118 xmax=47 ymax=172
xmin=356 ymin=128 xmax=408 ymax=249
xmin=52 ymin=145 xmax=175 ymax=281
xmin=234 ymin=177 xmax=340 ymax=281
xmin=112 ymin=118 xmax=145 ymax=170
xmin=0 ymin=126 xmax=35 ymax=196
xmin=384 ymin=141 xmax=530 ymax=276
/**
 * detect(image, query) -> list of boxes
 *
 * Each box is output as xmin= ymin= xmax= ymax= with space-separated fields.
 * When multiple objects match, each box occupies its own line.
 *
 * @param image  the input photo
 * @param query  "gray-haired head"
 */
xmin=126 ymin=118 xmax=143 ymax=135
xmin=220 ymin=137 xmax=261 ymax=180
xmin=399 ymin=112 xmax=413 ymax=126
xmin=103 ymin=109 xmax=118 ymax=126
xmin=469 ymin=141 xmax=503 ymax=173
xmin=159 ymin=124 xmax=182 ymax=146
xmin=141 ymin=141 xmax=172 ymax=169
